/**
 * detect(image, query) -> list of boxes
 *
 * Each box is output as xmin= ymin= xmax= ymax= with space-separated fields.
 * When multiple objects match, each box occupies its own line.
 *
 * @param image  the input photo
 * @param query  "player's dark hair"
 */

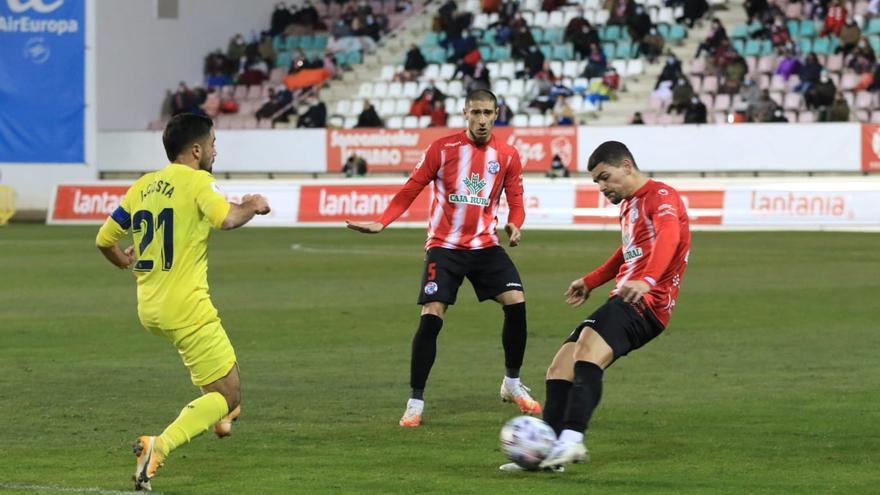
xmin=162 ymin=113 xmax=214 ymax=162
xmin=465 ymin=89 xmax=498 ymax=109
xmin=587 ymin=141 xmax=639 ymax=171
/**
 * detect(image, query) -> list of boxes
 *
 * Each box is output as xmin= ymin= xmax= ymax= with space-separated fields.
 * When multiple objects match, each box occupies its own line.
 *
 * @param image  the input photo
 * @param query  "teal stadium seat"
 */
xmin=531 ymin=27 xmax=544 ymax=43
xmin=553 ymin=43 xmax=574 ymax=60
xmin=668 ymin=24 xmax=686 ymax=41
xmin=480 ymin=46 xmax=492 ymax=61
xmin=313 ymin=34 xmax=328 ymax=49
xmin=812 ymin=36 xmax=831 ymax=54
xmin=799 ymin=20 xmax=816 ymax=38
xmin=272 ymin=35 xmax=285 ymax=52
xmin=540 ymin=44 xmax=552 ymax=59
xmin=286 ymin=36 xmax=301 ymax=50
xmin=482 ymin=29 xmax=495 ymax=44
xmin=602 ymin=42 xmax=616 ymax=57
xmin=870 ymin=35 xmax=880 ymax=53
xmin=799 ymin=38 xmax=812 ymax=54
xmin=603 ymin=25 xmax=621 ymax=41
xmin=657 ymin=23 xmax=670 ymax=39
xmin=544 ymin=28 xmax=563 ymax=44
xmin=786 ymin=20 xmax=799 ymax=38
xmin=492 ymin=45 xmax=512 ymax=61
xmin=615 ymin=41 xmax=635 ymax=59
xmin=300 ymin=36 xmax=316 ymax=50
xmin=346 ymin=50 xmax=362 ymax=65
xmin=744 ymin=39 xmax=761 ymax=56
xmin=866 ymin=18 xmax=880 ymax=35
xmin=760 ymin=39 xmax=773 ymax=56
xmin=423 ymin=31 xmax=439 ymax=46
xmin=275 ymin=51 xmax=292 ymax=69
xmin=733 ymin=38 xmax=745 ymax=54
xmin=730 ymin=23 xmax=748 ymax=39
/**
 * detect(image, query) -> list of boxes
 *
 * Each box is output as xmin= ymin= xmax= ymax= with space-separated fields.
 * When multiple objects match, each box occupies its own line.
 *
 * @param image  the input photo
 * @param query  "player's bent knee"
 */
xmin=421 ymin=301 xmax=446 ymax=318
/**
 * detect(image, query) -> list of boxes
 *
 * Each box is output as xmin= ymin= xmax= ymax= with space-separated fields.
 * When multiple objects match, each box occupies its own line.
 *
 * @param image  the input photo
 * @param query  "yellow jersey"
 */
xmin=97 ymin=164 xmax=231 ymax=330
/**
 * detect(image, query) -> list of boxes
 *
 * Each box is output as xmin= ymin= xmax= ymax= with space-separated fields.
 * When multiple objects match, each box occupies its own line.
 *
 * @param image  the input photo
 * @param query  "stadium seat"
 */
xmin=797 ymin=110 xmax=815 ymax=123
xmin=402 ymin=82 xmax=419 ymax=99
xmin=730 ymin=23 xmax=749 ymax=39
xmin=668 ymin=24 xmax=686 ymax=42
xmin=495 ymin=79 xmax=511 ymax=95
xmin=402 ymin=116 xmax=419 ymax=128
xmin=855 ymin=91 xmax=876 ymax=109
xmin=449 ymin=114 xmax=466 ymax=127
xmin=511 ymin=113 xmax=528 ymax=126
xmin=553 ymin=44 xmax=574 ymax=60
xmin=418 ymin=115 xmax=431 ymax=128
xmin=372 ymin=82 xmax=389 ymax=99
xmin=702 ymin=75 xmax=718 ymax=93
xmin=548 ymin=11 xmax=565 ymax=28
xmin=602 ymin=25 xmax=621 ymax=41
xmin=439 ymin=63 xmax=455 ymax=80
xmin=799 ymin=20 xmax=817 ymax=38
xmin=343 ymin=117 xmax=357 ymax=128
xmin=866 ymin=17 xmax=880 ymax=35
xmin=394 ymin=98 xmax=410 ymax=115
xmin=713 ymin=93 xmax=731 ymax=112
xmin=276 ymin=51 xmax=292 ymax=69
xmin=448 ymin=80 xmax=464 ymax=97
xmin=783 ymin=93 xmax=803 ymax=110
xmin=379 ymin=99 xmax=395 ymax=115
xmin=506 ymin=96 xmax=520 ymax=112
xmin=380 ymin=65 xmax=396 ymax=81
xmin=509 ymin=79 xmax=525 ymax=97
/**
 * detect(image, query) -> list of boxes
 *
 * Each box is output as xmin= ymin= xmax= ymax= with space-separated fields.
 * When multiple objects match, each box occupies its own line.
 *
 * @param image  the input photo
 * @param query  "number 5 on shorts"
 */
xmin=427 ymin=262 xmax=437 ymax=281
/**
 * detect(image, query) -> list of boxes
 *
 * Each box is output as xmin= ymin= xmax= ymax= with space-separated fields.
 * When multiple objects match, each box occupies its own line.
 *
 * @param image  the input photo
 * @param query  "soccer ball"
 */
xmin=499 ymin=415 xmax=556 ymax=470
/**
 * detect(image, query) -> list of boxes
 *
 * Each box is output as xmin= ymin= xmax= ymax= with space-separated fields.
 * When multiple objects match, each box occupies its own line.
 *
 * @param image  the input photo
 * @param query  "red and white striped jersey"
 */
xmin=584 ymin=179 xmax=691 ymax=327
xmin=379 ymin=131 xmax=525 ymax=250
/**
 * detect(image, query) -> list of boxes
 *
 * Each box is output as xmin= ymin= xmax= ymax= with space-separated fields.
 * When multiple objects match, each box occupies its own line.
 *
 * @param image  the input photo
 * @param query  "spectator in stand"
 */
xmin=452 ymin=44 xmax=481 ymax=79
xmin=720 ymin=53 xmax=748 ymax=94
xmin=396 ymin=0 xmax=413 ymax=14
xmin=769 ymin=107 xmax=789 ymax=122
xmin=498 ymin=0 xmax=519 ymax=25
xmin=745 ymin=0 xmax=769 ymax=23
xmin=270 ymin=3 xmax=294 ymax=36
xmin=258 ymin=33 xmax=276 ymax=67
xmin=496 ymin=96 xmax=513 ymax=126
xmin=423 ymin=80 xmax=447 ymax=102
xmin=837 ymin=18 xmax=861 ymax=56
xmin=655 ymin=54 xmax=683 ymax=89
xmin=775 ymin=48 xmax=803 ymax=80
xmin=323 ymin=51 xmax=338 ymax=80
xmin=795 ymin=52 xmax=824 ymax=92
xmin=227 ymin=34 xmax=248 ymax=62
xmin=736 ymin=76 xmax=762 ymax=115
xmin=870 ymin=0 xmax=880 ymax=16
xmin=630 ymin=111 xmax=645 ymax=124
xmin=356 ymin=100 xmax=384 ymax=127
xmin=606 ymin=0 xmax=635 ymax=26
xmin=526 ymin=72 xmax=554 ymax=113
xmin=805 ymin=71 xmax=836 ymax=109
xmin=429 ymin=100 xmax=448 ymax=127
xmin=847 ymin=38 xmax=876 ymax=74
xmin=768 ymin=16 xmax=793 ymax=52
xmin=206 ymin=71 xmax=232 ymax=88
xmin=546 ymin=154 xmax=570 ymax=177
xmin=651 ymin=80 xmax=674 ymax=109
xmin=467 ymin=62 xmax=492 ymax=93
xmin=403 ymin=44 xmax=428 ymax=80
xmin=410 ymin=89 xmax=435 ymax=117
xmin=543 ymin=0 xmax=565 ymax=11
xmin=290 ymin=0 xmax=324 ymax=33
xmin=552 ymin=98 xmax=575 ymax=125
xmin=343 ymin=153 xmax=368 ymax=177
xmin=602 ymin=67 xmax=620 ymax=92
xmin=810 ymin=0 xmax=832 ymax=20
xmin=171 ymin=82 xmax=199 ymax=116
xmin=565 ymin=9 xmax=590 ymax=43
xmin=868 ymin=64 xmax=880 ymax=92
xmin=679 ymin=0 xmax=709 ymax=28
xmin=482 ymin=0 xmax=501 ymax=12
xmin=524 ymin=45 xmax=546 ymax=78
xmin=748 ymin=89 xmax=779 ymax=122
xmin=256 ymin=86 xmax=293 ymax=121
xmin=695 ymin=18 xmax=727 ymax=58
xmin=297 ymin=95 xmax=327 ymax=128
xmin=573 ymin=24 xmax=601 ymax=60
xmin=582 ymin=44 xmax=609 ymax=78
xmin=512 ymin=25 xmax=538 ymax=60
xmin=667 ymin=78 xmax=694 ymax=114
xmin=823 ymin=91 xmax=850 ymax=121
xmin=627 ymin=5 xmax=652 ymax=43
xmin=819 ymin=0 xmax=847 ymax=37
xmin=331 ymin=18 xmax=353 ymax=39
xmin=684 ymin=95 xmax=708 ymax=123
xmin=639 ymin=26 xmax=664 ymax=63
xmin=238 ymin=55 xmax=269 ymax=85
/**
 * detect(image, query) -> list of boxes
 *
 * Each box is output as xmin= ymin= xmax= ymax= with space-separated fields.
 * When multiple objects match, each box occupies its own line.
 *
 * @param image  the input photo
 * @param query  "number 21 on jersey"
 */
xmin=132 ymin=208 xmax=174 ymax=271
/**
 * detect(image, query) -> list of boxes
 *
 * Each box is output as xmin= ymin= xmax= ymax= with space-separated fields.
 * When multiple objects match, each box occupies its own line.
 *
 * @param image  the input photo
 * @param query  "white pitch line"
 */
xmin=290 ymin=243 xmax=403 ymax=256
xmin=0 ymin=482 xmax=163 ymax=495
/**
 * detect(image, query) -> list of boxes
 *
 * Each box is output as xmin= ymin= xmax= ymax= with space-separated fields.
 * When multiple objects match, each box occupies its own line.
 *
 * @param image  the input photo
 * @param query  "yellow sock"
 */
xmin=156 ymin=392 xmax=229 ymax=457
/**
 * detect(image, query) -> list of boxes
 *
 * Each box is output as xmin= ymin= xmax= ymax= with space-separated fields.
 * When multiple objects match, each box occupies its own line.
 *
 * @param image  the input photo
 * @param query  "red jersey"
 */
xmin=583 ymin=180 xmax=691 ymax=327
xmin=379 ymin=131 xmax=525 ymax=250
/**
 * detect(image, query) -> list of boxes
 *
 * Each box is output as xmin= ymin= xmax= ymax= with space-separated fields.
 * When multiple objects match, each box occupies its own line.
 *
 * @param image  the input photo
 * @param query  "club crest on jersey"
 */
xmin=487 ymin=160 xmax=501 ymax=174
xmin=424 ymin=281 xmax=439 ymax=295
xmin=449 ymin=173 xmax=490 ymax=206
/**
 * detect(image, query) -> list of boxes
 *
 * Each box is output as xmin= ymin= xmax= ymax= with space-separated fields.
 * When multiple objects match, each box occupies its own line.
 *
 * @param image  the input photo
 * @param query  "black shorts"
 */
xmin=417 ymin=246 xmax=523 ymax=305
xmin=565 ymin=296 xmax=665 ymax=359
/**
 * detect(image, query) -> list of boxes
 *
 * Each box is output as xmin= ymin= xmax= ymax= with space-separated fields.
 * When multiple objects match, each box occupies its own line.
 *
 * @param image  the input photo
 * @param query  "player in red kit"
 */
xmin=347 ymin=89 xmax=542 ymax=427
xmin=501 ymin=141 xmax=691 ymax=471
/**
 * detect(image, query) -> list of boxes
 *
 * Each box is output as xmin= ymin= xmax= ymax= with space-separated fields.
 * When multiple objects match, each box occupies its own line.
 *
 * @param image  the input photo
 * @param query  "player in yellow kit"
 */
xmin=96 ymin=113 xmax=270 ymax=491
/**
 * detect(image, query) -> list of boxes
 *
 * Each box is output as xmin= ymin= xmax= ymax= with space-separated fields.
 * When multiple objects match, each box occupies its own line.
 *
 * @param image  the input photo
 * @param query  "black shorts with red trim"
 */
xmin=417 ymin=246 xmax=523 ymax=305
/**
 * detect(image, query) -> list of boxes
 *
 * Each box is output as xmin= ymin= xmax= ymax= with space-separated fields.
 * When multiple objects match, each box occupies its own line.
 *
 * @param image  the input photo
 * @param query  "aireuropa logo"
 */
xmin=23 ymin=36 xmax=50 ymax=63
xmin=7 ymin=0 xmax=64 ymax=14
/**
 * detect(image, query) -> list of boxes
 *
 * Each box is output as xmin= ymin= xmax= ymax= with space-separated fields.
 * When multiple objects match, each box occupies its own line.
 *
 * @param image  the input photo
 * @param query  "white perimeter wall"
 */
xmin=95 ymin=0 xmax=284 ymax=131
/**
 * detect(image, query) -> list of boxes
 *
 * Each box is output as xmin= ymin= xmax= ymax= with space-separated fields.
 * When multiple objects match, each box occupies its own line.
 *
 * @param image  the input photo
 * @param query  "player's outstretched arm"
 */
xmin=221 ymin=194 xmax=270 ymax=230
xmin=564 ymin=277 xmax=591 ymax=307
xmin=346 ymin=220 xmax=385 ymax=233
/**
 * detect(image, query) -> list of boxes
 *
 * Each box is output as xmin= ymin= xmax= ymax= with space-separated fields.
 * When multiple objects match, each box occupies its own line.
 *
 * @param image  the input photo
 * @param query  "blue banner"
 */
xmin=0 ymin=0 xmax=84 ymax=163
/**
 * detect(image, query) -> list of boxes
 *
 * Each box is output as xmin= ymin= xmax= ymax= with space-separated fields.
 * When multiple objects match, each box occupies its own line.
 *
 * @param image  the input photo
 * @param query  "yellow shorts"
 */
xmin=145 ymin=319 xmax=237 ymax=387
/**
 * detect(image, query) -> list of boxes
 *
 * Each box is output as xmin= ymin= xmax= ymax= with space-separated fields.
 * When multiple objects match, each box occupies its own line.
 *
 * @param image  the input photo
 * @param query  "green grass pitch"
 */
xmin=1 ymin=225 xmax=878 ymax=494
